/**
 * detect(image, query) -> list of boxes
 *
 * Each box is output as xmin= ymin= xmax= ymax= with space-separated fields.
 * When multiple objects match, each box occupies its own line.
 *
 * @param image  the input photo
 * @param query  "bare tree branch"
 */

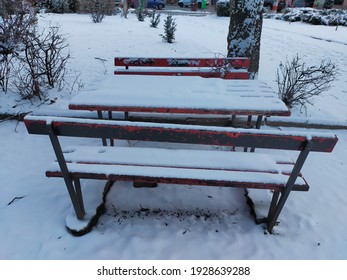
xmin=276 ymin=54 xmax=338 ymax=109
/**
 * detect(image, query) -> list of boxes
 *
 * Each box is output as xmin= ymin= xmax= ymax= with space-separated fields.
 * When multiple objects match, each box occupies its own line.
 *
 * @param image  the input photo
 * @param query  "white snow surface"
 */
xmin=1 ymin=11 xmax=347 ymax=260
xmin=68 ymin=77 xmax=289 ymax=114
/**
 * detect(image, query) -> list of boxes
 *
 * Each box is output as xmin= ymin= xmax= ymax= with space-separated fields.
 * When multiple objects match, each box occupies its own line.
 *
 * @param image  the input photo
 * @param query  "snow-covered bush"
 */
xmin=216 ymin=0 xmax=229 ymax=17
xmin=280 ymin=9 xmax=302 ymax=22
xmin=323 ymin=0 xmax=334 ymax=9
xmin=265 ymin=8 xmax=347 ymax=27
xmin=39 ymin=0 xmax=79 ymax=13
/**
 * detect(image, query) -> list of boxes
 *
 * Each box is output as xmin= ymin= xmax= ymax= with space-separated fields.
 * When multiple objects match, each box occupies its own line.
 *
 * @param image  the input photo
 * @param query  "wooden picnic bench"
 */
xmin=24 ymin=114 xmax=337 ymax=233
xmin=114 ymin=57 xmax=250 ymax=79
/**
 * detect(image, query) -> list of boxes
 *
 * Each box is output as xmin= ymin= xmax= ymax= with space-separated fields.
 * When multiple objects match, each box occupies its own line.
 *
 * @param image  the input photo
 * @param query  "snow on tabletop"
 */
xmin=69 ymin=75 xmax=289 ymax=113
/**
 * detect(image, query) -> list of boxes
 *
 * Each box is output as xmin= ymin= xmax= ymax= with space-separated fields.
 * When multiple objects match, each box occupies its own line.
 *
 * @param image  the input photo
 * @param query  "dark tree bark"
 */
xmin=227 ymin=0 xmax=263 ymax=79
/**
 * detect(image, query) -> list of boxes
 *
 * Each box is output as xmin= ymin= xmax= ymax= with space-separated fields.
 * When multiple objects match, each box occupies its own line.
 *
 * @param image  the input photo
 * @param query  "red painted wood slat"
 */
xmin=23 ymin=116 xmax=338 ymax=153
xmin=114 ymin=57 xmax=250 ymax=69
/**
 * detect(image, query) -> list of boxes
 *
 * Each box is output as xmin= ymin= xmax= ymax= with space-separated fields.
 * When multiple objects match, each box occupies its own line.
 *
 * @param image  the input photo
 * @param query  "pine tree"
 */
xmin=150 ymin=11 xmax=160 ymax=28
xmin=161 ymin=14 xmax=177 ymax=43
xmin=137 ymin=8 xmax=145 ymax=22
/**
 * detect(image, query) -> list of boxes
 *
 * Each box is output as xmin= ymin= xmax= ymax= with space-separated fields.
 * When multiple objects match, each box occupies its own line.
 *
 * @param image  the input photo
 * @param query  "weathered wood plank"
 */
xmin=24 ymin=116 xmax=338 ymax=153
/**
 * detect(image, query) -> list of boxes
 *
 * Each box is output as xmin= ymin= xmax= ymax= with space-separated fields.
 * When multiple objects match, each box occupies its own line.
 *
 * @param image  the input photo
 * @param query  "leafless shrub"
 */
xmin=0 ymin=54 xmax=13 ymax=93
xmin=0 ymin=1 xmax=37 ymax=93
xmin=14 ymin=25 xmax=70 ymax=100
xmin=1 ymin=1 xmax=76 ymax=101
xmin=0 ymin=1 xmax=37 ymax=55
xmin=12 ymin=60 xmax=45 ymax=100
xmin=81 ymin=0 xmax=115 ymax=23
xmin=276 ymin=54 xmax=338 ymax=109
xmin=64 ymin=70 xmax=84 ymax=94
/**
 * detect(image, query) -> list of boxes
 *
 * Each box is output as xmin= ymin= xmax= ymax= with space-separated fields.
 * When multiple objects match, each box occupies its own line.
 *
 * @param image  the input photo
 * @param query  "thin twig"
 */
xmin=7 ymin=196 xmax=26 ymax=206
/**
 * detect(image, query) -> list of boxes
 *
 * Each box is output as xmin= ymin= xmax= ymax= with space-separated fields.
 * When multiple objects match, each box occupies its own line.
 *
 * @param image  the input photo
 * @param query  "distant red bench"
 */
xmin=114 ymin=57 xmax=250 ymax=79
xmin=24 ymin=114 xmax=337 ymax=233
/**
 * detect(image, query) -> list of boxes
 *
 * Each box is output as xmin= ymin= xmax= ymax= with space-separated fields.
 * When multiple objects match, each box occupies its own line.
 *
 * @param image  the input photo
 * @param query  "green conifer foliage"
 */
xmin=161 ymin=14 xmax=177 ymax=43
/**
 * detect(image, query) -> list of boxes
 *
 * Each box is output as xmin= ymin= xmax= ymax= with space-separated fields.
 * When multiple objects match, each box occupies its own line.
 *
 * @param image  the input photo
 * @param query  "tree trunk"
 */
xmin=227 ymin=0 xmax=263 ymax=79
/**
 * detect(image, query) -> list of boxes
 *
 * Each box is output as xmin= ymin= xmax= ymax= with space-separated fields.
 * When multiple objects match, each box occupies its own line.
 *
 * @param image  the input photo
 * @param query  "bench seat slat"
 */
xmin=114 ymin=70 xmax=249 ymax=80
xmin=62 ymin=146 xmax=295 ymax=175
xmin=114 ymin=68 xmax=248 ymax=74
xmin=46 ymin=162 xmax=308 ymax=192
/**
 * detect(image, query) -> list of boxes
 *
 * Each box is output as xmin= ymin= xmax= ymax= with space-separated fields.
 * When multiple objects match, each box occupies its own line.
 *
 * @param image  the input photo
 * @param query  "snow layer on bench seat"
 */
xmin=46 ymin=161 xmax=307 ymax=187
xmin=62 ymin=146 xmax=295 ymax=174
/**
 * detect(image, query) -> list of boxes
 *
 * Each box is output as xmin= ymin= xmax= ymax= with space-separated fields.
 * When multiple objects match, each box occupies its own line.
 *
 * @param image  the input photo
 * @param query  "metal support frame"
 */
xmin=46 ymin=123 xmax=85 ymax=220
xmin=243 ymin=115 xmax=253 ymax=152
xmin=108 ymin=111 xmax=114 ymax=146
xmin=266 ymin=140 xmax=313 ymax=233
xmin=255 ymin=115 xmax=263 ymax=129
xmin=97 ymin=110 xmax=115 ymax=146
xmin=231 ymin=115 xmax=236 ymax=127
xmin=98 ymin=110 xmax=116 ymax=146
xmin=249 ymin=115 xmax=263 ymax=153
xmin=247 ymin=115 xmax=252 ymax=127
xmin=97 ymin=110 xmax=107 ymax=146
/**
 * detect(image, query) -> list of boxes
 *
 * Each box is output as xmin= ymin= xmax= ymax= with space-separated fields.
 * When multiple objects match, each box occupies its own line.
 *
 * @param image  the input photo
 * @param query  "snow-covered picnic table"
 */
xmin=68 ymin=76 xmax=290 ymax=128
xmin=24 ymin=71 xmax=340 ymax=236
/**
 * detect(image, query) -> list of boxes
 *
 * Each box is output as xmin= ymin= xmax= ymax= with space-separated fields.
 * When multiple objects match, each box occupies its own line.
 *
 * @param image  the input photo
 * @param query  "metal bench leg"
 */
xmin=108 ymin=111 xmax=114 ymax=146
xmin=249 ymin=116 xmax=263 ymax=153
xmin=47 ymin=124 xmax=86 ymax=219
xmin=97 ymin=110 xmax=107 ymax=146
xmin=73 ymin=178 xmax=85 ymax=215
xmin=231 ymin=115 xmax=236 ymax=127
xmin=266 ymin=140 xmax=313 ymax=233
xmin=247 ymin=115 xmax=252 ymax=127
xmin=266 ymin=190 xmax=280 ymax=224
xmin=255 ymin=115 xmax=263 ymax=129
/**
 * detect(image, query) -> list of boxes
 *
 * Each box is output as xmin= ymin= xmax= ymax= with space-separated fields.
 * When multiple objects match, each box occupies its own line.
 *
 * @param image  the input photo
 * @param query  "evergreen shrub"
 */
xmin=216 ymin=0 xmax=230 ymax=17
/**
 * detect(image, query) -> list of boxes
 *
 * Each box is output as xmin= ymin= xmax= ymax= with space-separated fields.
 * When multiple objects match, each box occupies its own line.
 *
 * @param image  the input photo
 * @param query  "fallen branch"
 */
xmin=7 ymin=196 xmax=26 ymax=206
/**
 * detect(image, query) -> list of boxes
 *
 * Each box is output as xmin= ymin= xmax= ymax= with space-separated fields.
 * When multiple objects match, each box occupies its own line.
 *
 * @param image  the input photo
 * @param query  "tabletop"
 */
xmin=69 ymin=76 xmax=290 ymax=117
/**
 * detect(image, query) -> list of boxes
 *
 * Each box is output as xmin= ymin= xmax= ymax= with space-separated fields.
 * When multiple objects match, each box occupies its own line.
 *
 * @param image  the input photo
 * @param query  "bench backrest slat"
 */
xmin=114 ymin=57 xmax=250 ymax=69
xmin=114 ymin=57 xmax=250 ymax=80
xmin=24 ymin=116 xmax=338 ymax=153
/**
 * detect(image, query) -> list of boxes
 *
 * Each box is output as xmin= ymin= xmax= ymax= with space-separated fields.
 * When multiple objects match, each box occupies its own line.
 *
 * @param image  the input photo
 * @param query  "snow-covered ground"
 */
xmin=0 ymin=10 xmax=347 ymax=262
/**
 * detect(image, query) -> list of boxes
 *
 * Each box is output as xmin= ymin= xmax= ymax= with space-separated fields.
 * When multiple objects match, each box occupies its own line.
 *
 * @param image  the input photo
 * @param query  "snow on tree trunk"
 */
xmin=227 ymin=0 xmax=263 ymax=79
